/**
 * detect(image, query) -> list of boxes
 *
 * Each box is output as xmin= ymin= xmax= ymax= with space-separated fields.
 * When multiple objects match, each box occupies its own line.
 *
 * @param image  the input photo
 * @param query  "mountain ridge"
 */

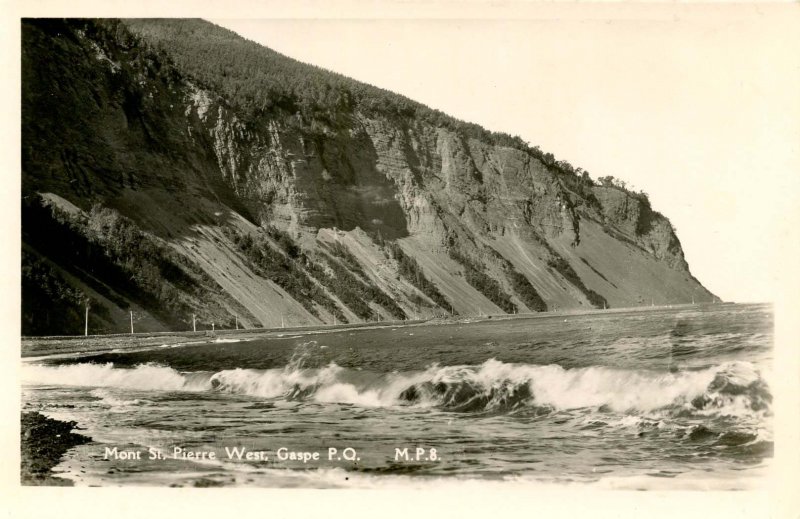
xmin=21 ymin=18 xmax=715 ymax=336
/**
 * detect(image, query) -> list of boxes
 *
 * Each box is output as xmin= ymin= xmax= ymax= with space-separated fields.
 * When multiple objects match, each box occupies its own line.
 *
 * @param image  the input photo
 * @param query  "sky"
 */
xmin=210 ymin=5 xmax=799 ymax=304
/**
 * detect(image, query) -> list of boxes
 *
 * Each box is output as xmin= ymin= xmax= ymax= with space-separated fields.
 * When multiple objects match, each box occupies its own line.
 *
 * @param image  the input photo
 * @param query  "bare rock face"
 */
xmin=592 ymin=186 xmax=687 ymax=269
xmin=20 ymin=19 xmax=715 ymax=335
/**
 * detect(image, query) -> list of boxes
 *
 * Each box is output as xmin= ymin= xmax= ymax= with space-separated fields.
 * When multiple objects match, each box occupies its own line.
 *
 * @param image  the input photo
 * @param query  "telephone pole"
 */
xmin=84 ymin=304 xmax=89 ymax=336
xmin=192 ymin=314 xmax=196 ymax=332
xmin=130 ymin=311 xmax=134 ymax=334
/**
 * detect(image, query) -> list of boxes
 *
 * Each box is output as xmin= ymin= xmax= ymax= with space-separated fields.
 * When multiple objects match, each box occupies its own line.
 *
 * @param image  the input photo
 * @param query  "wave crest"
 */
xmin=22 ymin=359 xmax=771 ymax=417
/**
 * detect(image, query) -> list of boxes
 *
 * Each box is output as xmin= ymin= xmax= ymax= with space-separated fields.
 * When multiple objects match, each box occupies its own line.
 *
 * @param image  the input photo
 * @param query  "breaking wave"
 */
xmin=22 ymin=358 xmax=771 ymax=418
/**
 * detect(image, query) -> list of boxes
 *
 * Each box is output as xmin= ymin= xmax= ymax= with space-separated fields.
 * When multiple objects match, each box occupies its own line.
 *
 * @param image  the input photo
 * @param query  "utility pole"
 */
xmin=84 ymin=303 xmax=89 ymax=336
xmin=130 ymin=311 xmax=134 ymax=335
xmin=192 ymin=314 xmax=196 ymax=332
xmin=235 ymin=316 xmax=239 ymax=330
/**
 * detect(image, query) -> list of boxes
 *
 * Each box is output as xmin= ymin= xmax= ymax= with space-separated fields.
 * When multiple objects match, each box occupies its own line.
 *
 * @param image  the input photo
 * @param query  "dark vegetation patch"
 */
xmin=22 ymin=19 xmax=197 ymax=201
xmin=305 ymin=259 xmax=374 ymax=321
xmin=553 ymin=169 xmax=602 ymax=214
xmin=387 ymin=242 xmax=450 ymax=310
xmin=526 ymin=228 xmax=609 ymax=309
xmin=22 ymin=250 xmax=93 ymax=336
xmin=596 ymin=176 xmax=665 ymax=237
xmin=448 ymin=248 xmax=516 ymax=314
xmin=316 ymin=253 xmax=407 ymax=321
xmin=506 ymin=270 xmax=547 ymax=312
xmin=546 ymin=255 xmax=609 ymax=309
xmin=224 ymin=227 xmax=347 ymax=323
xmin=635 ymin=195 xmax=658 ymax=236
xmin=21 ymin=197 xmax=237 ymax=334
xmin=324 ymin=240 xmax=366 ymax=278
xmin=264 ymin=225 xmax=301 ymax=259
xmin=229 ymin=226 xmax=406 ymax=322
xmin=481 ymin=245 xmax=548 ymax=313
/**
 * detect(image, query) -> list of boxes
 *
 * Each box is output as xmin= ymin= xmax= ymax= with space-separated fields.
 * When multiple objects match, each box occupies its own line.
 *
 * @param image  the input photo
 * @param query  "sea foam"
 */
xmin=22 ymin=358 xmax=771 ymax=417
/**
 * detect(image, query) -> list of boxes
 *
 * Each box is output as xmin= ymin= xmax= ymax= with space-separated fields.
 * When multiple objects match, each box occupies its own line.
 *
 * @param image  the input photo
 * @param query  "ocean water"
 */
xmin=21 ymin=304 xmax=773 ymax=489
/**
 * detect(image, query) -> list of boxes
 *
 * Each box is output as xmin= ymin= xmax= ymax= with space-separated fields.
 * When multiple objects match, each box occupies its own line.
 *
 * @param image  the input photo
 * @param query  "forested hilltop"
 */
xmin=122 ymin=20 xmax=532 ymax=148
xmin=118 ymin=19 xmax=640 ymax=183
xmin=21 ymin=18 xmax=714 ymax=335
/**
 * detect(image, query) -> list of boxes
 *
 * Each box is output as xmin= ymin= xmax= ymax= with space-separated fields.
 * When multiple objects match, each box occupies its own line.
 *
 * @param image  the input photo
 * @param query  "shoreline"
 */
xmin=18 ymin=303 xmax=772 ymax=490
xmin=21 ymin=412 xmax=91 ymax=486
xmin=22 ymin=302 xmax=752 ymax=359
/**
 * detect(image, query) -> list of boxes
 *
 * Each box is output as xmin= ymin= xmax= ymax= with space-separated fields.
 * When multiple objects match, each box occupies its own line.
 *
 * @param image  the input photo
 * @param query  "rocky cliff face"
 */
xmin=20 ymin=19 xmax=715 ymax=335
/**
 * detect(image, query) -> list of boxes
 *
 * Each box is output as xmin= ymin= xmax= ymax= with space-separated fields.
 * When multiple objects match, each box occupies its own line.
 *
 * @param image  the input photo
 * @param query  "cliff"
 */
xmin=20 ymin=19 xmax=715 ymax=335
